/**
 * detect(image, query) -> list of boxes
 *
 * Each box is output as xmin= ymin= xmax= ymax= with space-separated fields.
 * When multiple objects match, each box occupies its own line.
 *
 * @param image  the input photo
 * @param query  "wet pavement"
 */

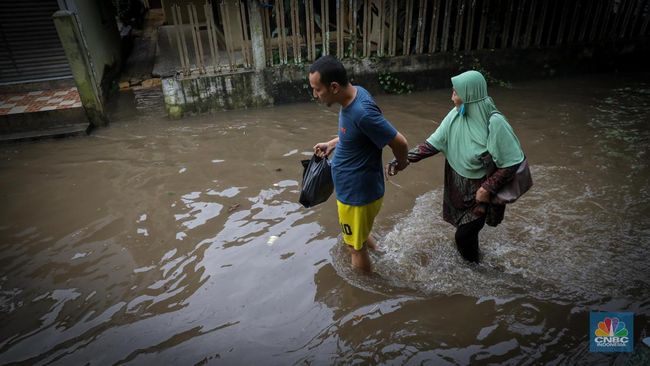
xmin=1 ymin=73 xmax=649 ymax=364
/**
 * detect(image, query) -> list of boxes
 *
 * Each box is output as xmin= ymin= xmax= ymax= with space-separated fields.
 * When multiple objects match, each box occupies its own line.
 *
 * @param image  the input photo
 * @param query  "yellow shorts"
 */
xmin=336 ymin=197 xmax=383 ymax=251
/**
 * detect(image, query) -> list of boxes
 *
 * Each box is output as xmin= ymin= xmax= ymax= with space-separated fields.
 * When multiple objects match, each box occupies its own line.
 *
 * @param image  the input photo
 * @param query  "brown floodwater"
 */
xmin=1 ymin=73 xmax=649 ymax=365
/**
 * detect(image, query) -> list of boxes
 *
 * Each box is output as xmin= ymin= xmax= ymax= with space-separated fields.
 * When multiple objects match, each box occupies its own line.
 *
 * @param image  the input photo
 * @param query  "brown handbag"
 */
xmin=481 ymin=112 xmax=533 ymax=205
xmin=482 ymin=155 xmax=533 ymax=205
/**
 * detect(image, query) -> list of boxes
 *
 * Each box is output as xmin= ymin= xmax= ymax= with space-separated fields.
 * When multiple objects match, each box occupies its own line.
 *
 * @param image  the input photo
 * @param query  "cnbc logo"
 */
xmin=590 ymin=312 xmax=634 ymax=352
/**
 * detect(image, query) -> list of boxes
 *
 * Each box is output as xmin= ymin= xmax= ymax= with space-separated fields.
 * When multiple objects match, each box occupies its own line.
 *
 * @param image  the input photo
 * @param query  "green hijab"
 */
xmin=426 ymin=70 xmax=524 ymax=179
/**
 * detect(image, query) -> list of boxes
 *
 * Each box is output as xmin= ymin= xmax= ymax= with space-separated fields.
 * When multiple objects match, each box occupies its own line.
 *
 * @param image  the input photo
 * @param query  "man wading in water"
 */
xmin=310 ymin=55 xmax=409 ymax=273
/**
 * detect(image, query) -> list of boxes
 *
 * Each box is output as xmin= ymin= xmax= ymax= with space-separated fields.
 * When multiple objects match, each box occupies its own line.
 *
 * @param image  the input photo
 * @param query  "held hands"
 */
xmin=385 ymin=158 xmax=409 ymax=177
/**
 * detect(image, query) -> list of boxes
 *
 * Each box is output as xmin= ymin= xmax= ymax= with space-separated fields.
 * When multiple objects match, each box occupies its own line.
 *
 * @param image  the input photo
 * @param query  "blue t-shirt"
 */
xmin=331 ymin=86 xmax=398 ymax=205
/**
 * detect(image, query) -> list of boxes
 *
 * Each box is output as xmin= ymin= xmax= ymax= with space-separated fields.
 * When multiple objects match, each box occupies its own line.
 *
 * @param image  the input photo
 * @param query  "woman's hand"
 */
xmin=475 ymin=187 xmax=491 ymax=203
xmin=385 ymin=159 xmax=409 ymax=177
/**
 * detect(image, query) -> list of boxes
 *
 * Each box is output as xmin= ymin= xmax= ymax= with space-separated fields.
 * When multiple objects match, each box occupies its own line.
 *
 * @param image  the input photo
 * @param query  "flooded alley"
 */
xmin=1 ymin=72 xmax=649 ymax=365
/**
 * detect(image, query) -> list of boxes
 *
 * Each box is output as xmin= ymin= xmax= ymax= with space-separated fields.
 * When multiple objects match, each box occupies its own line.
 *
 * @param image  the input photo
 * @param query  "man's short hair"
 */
xmin=309 ymin=55 xmax=349 ymax=87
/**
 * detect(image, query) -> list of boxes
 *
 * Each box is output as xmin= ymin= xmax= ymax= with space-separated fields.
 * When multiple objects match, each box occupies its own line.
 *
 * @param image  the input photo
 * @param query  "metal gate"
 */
xmin=0 ymin=0 xmax=73 ymax=85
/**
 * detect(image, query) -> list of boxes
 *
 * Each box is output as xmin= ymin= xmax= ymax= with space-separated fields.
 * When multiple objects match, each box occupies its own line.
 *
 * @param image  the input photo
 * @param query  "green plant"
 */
xmin=378 ymin=72 xmax=414 ymax=94
xmin=455 ymin=53 xmax=511 ymax=88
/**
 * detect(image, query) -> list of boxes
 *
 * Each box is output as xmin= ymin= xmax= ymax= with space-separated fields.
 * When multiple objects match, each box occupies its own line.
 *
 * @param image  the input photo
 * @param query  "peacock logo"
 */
xmin=595 ymin=317 xmax=628 ymax=338
xmin=590 ymin=312 xmax=633 ymax=352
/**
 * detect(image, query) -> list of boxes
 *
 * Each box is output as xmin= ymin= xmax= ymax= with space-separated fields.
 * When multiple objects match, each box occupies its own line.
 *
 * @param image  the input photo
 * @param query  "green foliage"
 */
xmin=455 ymin=53 xmax=511 ymax=88
xmin=378 ymin=72 xmax=414 ymax=95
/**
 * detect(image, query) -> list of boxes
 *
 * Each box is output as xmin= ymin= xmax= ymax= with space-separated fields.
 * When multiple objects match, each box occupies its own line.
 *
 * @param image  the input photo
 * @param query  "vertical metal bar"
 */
xmin=428 ymin=0 xmax=440 ymax=53
xmin=238 ymin=1 xmax=251 ymax=67
xmin=171 ymin=4 xmax=188 ymax=73
xmin=627 ymin=0 xmax=646 ymax=38
xmin=522 ymin=0 xmax=535 ymax=48
xmin=297 ymin=0 xmax=303 ymax=62
xmin=277 ymin=0 xmax=288 ymax=63
xmin=204 ymin=2 xmax=217 ymax=71
xmin=440 ymin=0 xmax=452 ymax=52
xmin=589 ymin=0 xmax=605 ymax=42
xmin=464 ymin=0 xmax=475 ymax=51
xmin=220 ymin=1 xmax=230 ymax=69
xmin=305 ymin=0 xmax=312 ymax=61
xmin=487 ymin=0 xmax=499 ymax=48
xmin=259 ymin=1 xmax=271 ymax=65
xmin=609 ymin=0 xmax=626 ymax=39
xmin=511 ymin=0 xmax=525 ymax=48
xmin=543 ymin=0 xmax=558 ymax=46
xmin=403 ymin=0 xmax=414 ymax=55
xmin=599 ymin=0 xmax=615 ymax=40
xmin=366 ymin=0 xmax=373 ymax=57
xmin=577 ymin=1 xmax=593 ymax=42
xmin=414 ymin=0 xmax=425 ymax=54
xmin=321 ymin=0 xmax=328 ymax=55
xmin=326 ymin=0 xmax=331 ymax=55
xmin=501 ymin=0 xmax=514 ymax=48
xmin=641 ymin=0 xmax=650 ymax=35
xmin=296 ymin=0 xmax=302 ymax=62
xmin=220 ymin=1 xmax=235 ymax=70
xmin=337 ymin=0 xmax=343 ymax=57
xmin=384 ymin=0 xmax=393 ymax=56
xmin=618 ymin=0 xmax=636 ymax=38
xmin=534 ymin=0 xmax=548 ymax=46
xmin=619 ymin=0 xmax=637 ymax=38
xmin=476 ymin=0 xmax=488 ymax=50
xmin=194 ymin=4 xmax=207 ymax=71
xmin=391 ymin=0 xmax=398 ymax=55
xmin=321 ymin=0 xmax=326 ymax=56
xmin=556 ymin=0 xmax=571 ymax=45
xmin=290 ymin=0 xmax=299 ymax=62
xmin=452 ymin=0 xmax=464 ymax=51
xmin=177 ymin=5 xmax=192 ymax=73
xmin=313 ymin=0 xmax=318 ymax=59
xmin=378 ymin=0 xmax=385 ymax=56
xmin=610 ymin=0 xmax=624 ymax=38
xmin=343 ymin=0 xmax=347 ymax=57
xmin=276 ymin=0 xmax=283 ymax=63
xmin=310 ymin=0 xmax=317 ymax=59
xmin=567 ymin=1 xmax=581 ymax=43
xmin=501 ymin=2 xmax=515 ymax=48
xmin=188 ymin=4 xmax=205 ymax=72
xmin=363 ymin=0 xmax=369 ymax=57
xmin=577 ymin=3 xmax=593 ymax=42
xmin=351 ymin=0 xmax=357 ymax=58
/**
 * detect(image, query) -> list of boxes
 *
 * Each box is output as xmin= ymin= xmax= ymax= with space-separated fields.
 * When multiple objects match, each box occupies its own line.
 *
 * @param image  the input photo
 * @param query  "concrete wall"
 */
xmin=63 ymin=0 xmax=122 ymax=99
xmin=161 ymin=40 xmax=650 ymax=118
xmin=162 ymin=70 xmax=272 ymax=118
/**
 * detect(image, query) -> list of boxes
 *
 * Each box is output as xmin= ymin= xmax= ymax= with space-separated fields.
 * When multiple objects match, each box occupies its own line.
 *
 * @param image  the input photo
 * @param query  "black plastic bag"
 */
xmin=299 ymin=155 xmax=334 ymax=208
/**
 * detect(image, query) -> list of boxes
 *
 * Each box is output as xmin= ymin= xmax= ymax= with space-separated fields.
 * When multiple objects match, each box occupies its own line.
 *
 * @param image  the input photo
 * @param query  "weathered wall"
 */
xmin=161 ymin=40 xmax=649 ymax=118
xmin=162 ymin=71 xmax=272 ymax=119
xmin=54 ymin=10 xmax=108 ymax=128
xmin=71 ymin=0 xmax=122 ymax=98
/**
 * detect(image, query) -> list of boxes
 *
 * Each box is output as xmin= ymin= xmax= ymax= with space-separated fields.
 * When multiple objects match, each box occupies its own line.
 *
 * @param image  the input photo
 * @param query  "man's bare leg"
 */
xmin=349 ymin=244 xmax=372 ymax=273
xmin=366 ymin=233 xmax=379 ymax=251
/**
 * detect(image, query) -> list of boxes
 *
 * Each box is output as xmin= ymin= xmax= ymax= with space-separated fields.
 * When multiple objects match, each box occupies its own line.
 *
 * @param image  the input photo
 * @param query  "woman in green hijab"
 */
xmin=388 ymin=70 xmax=524 ymax=263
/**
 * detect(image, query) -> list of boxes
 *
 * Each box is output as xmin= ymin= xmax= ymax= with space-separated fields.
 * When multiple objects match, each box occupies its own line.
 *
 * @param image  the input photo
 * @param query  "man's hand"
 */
xmin=386 ymin=132 xmax=410 ymax=178
xmin=385 ymin=159 xmax=409 ymax=177
xmin=475 ymin=187 xmax=491 ymax=203
xmin=313 ymin=138 xmax=338 ymax=158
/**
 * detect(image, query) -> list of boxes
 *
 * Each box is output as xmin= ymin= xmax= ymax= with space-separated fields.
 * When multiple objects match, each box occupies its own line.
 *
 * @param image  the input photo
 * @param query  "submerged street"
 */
xmin=1 ymin=73 xmax=649 ymax=364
